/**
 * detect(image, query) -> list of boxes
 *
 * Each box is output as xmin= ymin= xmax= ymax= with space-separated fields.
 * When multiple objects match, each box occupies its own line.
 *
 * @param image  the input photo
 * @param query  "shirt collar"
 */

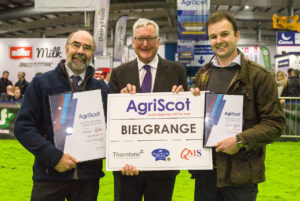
xmin=210 ymin=53 xmax=241 ymax=68
xmin=65 ymin=64 xmax=86 ymax=81
xmin=137 ymin=54 xmax=159 ymax=71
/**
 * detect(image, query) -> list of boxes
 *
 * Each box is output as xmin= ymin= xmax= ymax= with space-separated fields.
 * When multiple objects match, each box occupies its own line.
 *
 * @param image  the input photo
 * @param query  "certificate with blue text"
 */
xmin=49 ymin=89 xmax=106 ymax=162
xmin=204 ymin=93 xmax=244 ymax=147
xmin=106 ymin=92 xmax=213 ymax=171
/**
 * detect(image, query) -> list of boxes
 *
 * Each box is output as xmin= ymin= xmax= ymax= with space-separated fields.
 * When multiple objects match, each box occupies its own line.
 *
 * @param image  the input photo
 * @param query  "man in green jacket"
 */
xmin=190 ymin=11 xmax=285 ymax=201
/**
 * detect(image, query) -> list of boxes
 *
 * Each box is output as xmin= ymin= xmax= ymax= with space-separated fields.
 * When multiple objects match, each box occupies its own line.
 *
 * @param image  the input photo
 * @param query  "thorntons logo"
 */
xmin=10 ymin=47 xmax=33 ymax=59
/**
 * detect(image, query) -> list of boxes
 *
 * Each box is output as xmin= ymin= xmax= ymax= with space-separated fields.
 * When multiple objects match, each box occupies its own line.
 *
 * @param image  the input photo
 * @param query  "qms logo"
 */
xmin=180 ymin=148 xmax=201 ymax=160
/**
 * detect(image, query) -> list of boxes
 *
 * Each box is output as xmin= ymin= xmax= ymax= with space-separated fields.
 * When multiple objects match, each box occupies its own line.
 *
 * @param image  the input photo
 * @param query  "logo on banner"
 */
xmin=113 ymin=150 xmax=144 ymax=159
xmin=180 ymin=0 xmax=207 ymax=7
xmin=10 ymin=47 xmax=33 ymax=59
xmin=126 ymin=98 xmax=191 ymax=115
xmin=277 ymin=32 xmax=294 ymax=45
xmin=180 ymin=148 xmax=202 ymax=160
xmin=0 ymin=108 xmax=15 ymax=128
xmin=152 ymin=149 xmax=170 ymax=161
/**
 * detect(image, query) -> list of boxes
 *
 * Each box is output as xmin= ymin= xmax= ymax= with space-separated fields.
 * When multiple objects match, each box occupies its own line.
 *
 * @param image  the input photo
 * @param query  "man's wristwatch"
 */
xmin=236 ymin=136 xmax=244 ymax=149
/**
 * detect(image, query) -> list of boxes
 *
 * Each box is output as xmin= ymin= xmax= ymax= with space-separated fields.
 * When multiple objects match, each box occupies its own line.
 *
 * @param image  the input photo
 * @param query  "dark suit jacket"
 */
xmin=110 ymin=56 xmax=188 ymax=93
xmin=110 ymin=55 xmax=188 ymax=177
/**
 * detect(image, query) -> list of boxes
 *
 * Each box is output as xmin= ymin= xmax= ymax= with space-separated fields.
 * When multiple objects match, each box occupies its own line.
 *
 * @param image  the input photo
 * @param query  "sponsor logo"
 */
xmin=224 ymin=112 xmax=240 ymax=117
xmin=36 ymin=47 xmax=62 ymax=58
xmin=0 ymin=108 xmax=15 ymax=128
xmin=126 ymin=98 xmax=191 ymax=115
xmin=180 ymin=148 xmax=202 ymax=160
xmin=10 ymin=47 xmax=32 ymax=59
xmin=79 ymin=112 xmax=100 ymax=120
xmin=281 ymin=33 xmax=291 ymax=40
xmin=277 ymin=32 xmax=294 ymax=45
xmin=278 ymin=40 xmax=293 ymax=45
xmin=152 ymin=149 xmax=170 ymax=161
xmin=180 ymin=0 xmax=206 ymax=6
xmin=113 ymin=150 xmax=144 ymax=159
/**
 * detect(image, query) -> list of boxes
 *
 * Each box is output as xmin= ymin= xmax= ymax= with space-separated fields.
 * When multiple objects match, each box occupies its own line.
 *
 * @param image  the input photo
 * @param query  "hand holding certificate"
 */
xmin=49 ymin=89 xmax=106 ymax=162
xmin=203 ymin=93 xmax=243 ymax=148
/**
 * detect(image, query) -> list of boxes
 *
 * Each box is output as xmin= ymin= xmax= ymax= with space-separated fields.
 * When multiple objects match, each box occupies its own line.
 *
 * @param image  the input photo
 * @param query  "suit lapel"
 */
xmin=130 ymin=59 xmax=141 ymax=92
xmin=153 ymin=57 xmax=168 ymax=92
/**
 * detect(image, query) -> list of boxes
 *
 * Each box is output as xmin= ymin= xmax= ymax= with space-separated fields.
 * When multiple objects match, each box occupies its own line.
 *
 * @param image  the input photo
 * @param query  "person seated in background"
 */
xmin=0 ymin=85 xmax=14 ymax=101
xmin=276 ymin=71 xmax=288 ymax=97
xmin=15 ymin=72 xmax=29 ymax=95
xmin=13 ymin=86 xmax=23 ymax=101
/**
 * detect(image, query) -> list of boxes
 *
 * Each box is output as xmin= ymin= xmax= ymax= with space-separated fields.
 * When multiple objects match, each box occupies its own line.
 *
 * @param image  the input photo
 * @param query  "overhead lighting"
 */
xmin=8 ymin=4 xmax=15 ymax=8
xmin=245 ymin=5 xmax=250 ymax=10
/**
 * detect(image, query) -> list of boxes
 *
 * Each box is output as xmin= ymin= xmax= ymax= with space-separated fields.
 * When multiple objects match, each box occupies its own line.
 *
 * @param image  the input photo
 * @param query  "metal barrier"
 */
xmin=279 ymin=97 xmax=300 ymax=138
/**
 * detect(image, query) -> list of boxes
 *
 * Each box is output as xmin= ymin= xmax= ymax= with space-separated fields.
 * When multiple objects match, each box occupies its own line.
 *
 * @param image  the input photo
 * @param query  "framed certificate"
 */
xmin=203 ymin=93 xmax=243 ymax=147
xmin=106 ymin=92 xmax=213 ymax=171
xmin=49 ymin=89 xmax=106 ymax=162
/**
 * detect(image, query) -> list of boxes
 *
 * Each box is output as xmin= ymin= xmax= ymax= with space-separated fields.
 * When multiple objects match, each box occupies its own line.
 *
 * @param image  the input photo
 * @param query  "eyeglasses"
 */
xmin=133 ymin=36 xmax=159 ymax=43
xmin=68 ymin=41 xmax=93 ymax=51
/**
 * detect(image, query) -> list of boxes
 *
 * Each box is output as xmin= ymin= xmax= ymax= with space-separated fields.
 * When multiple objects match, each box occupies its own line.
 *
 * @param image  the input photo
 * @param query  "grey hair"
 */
xmin=133 ymin=18 xmax=159 ymax=37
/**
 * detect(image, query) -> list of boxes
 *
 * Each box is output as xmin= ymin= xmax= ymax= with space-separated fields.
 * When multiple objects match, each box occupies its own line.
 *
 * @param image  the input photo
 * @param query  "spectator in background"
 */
xmin=13 ymin=86 xmax=23 ymax=101
xmin=284 ymin=69 xmax=300 ymax=97
xmin=0 ymin=71 xmax=13 ymax=94
xmin=104 ymin=72 xmax=110 ymax=88
xmin=276 ymin=71 xmax=288 ymax=97
xmin=0 ymin=85 xmax=14 ymax=101
xmin=287 ymin=68 xmax=294 ymax=78
xmin=15 ymin=72 xmax=29 ymax=95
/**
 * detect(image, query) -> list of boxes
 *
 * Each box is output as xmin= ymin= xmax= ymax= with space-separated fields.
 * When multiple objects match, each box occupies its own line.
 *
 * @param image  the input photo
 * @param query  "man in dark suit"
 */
xmin=0 ymin=71 xmax=13 ymax=94
xmin=110 ymin=18 xmax=188 ymax=201
xmin=14 ymin=72 xmax=29 ymax=95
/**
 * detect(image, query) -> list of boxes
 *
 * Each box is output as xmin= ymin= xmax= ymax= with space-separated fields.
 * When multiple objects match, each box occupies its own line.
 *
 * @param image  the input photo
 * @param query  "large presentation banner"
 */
xmin=106 ymin=92 xmax=213 ymax=171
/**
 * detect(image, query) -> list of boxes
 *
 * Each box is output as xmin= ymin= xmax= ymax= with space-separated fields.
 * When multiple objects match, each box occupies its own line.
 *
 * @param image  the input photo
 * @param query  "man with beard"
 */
xmin=14 ymin=30 xmax=108 ymax=201
xmin=190 ymin=11 xmax=285 ymax=201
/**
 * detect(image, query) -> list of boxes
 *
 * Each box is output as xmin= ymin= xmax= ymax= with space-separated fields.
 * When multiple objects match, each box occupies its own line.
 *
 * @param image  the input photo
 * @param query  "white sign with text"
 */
xmin=106 ymin=92 xmax=213 ymax=171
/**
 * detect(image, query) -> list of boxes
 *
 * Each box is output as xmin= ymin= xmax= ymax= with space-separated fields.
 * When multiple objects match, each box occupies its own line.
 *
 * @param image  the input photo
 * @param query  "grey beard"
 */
xmin=67 ymin=60 xmax=88 ymax=74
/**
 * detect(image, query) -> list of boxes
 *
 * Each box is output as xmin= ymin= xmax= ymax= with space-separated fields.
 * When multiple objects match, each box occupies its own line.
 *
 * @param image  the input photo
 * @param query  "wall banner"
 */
xmin=93 ymin=0 xmax=110 ymax=57
xmin=177 ymin=0 xmax=210 ymax=41
xmin=113 ymin=16 xmax=128 ymax=62
xmin=35 ymin=0 xmax=101 ymax=11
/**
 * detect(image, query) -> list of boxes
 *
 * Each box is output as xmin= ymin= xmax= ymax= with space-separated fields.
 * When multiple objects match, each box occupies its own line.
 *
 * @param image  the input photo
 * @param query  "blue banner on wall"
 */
xmin=177 ymin=0 xmax=210 ymax=41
